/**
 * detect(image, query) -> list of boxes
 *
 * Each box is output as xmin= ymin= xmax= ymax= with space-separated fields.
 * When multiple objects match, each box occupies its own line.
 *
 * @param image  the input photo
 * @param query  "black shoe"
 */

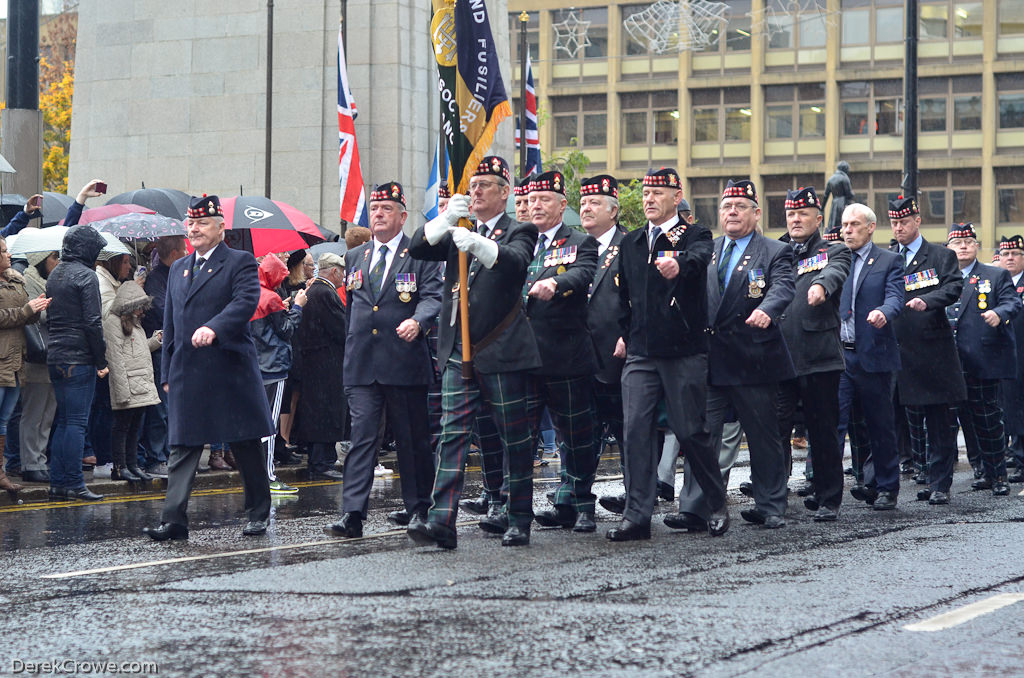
xmin=126 ymin=465 xmax=153 ymax=482
xmin=740 ymin=508 xmax=766 ymax=525
xmin=22 ymin=470 xmax=49 ymax=483
xmin=387 ymin=509 xmax=414 ymax=526
xmin=47 ymin=486 xmax=66 ymax=499
xmin=813 ymin=506 xmax=839 ymax=522
xmin=663 ymin=511 xmax=707 ymax=531
xmin=535 ymin=504 xmax=576 ymax=528
xmin=928 ymin=490 xmax=950 ymax=505
xmin=972 ymin=465 xmax=984 ymax=480
xmin=796 ymin=480 xmax=814 ymax=497
xmin=573 ymin=512 xmax=596 ymax=533
xmin=993 ymin=478 xmax=1011 ymax=496
xmin=605 ymin=519 xmax=651 ymax=541
xmin=738 ymin=481 xmax=754 ymax=498
xmin=478 ymin=506 xmax=509 ymax=535
xmin=708 ymin=508 xmax=730 ymax=536
xmin=111 ymin=466 xmax=144 ymax=482
xmin=914 ymin=472 xmax=928 ymax=485
xmin=143 ymin=522 xmax=189 ymax=541
xmin=917 ymin=487 xmax=933 ymax=501
xmin=325 ymin=512 xmax=363 ymax=538
xmin=408 ymin=511 xmax=428 ymax=529
xmin=66 ymin=486 xmax=104 ymax=501
xmin=844 ymin=466 xmax=854 ymax=476
xmin=598 ymin=493 xmax=626 ymax=515
xmin=763 ymin=515 xmax=786 ymax=529
xmin=900 ymin=460 xmax=915 ymax=475
xmin=407 ymin=519 xmax=457 ymax=549
xmin=657 ymin=480 xmax=674 ymax=502
xmin=274 ymin=452 xmax=303 ymax=466
xmin=803 ymin=495 xmax=820 ymax=512
xmin=458 ymin=494 xmax=489 ymax=515
xmin=501 ymin=525 xmax=530 ymax=546
xmin=971 ymin=477 xmax=993 ymax=490
xmin=1009 ymin=470 xmax=1024 ymax=483
xmin=873 ymin=491 xmax=898 ymax=510
xmin=242 ymin=520 xmax=268 ymax=536
xmin=309 ymin=469 xmax=344 ymax=481
xmin=850 ymin=484 xmax=878 ymax=505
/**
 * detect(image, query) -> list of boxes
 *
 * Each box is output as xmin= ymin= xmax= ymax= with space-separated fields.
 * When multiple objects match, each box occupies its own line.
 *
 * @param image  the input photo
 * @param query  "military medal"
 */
xmin=977 ymin=280 xmax=989 ymax=309
xmin=348 ymin=270 xmax=363 ymax=290
xmin=396 ymin=273 xmax=416 ymax=302
xmin=748 ymin=269 xmax=764 ymax=298
xmin=656 ymin=251 xmax=679 ymax=259
xmin=797 ymin=252 xmax=828 ymax=275
xmin=557 ymin=265 xmax=566 ymax=275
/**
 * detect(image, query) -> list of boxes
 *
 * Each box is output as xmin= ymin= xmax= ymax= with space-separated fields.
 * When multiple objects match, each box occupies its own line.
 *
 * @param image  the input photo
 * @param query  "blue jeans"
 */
xmin=48 ymin=364 xmax=97 ymax=489
xmin=0 ymin=384 xmax=20 ymax=470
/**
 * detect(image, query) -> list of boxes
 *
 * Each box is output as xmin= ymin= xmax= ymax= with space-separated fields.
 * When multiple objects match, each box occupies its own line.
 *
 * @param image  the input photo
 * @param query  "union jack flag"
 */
xmin=338 ymin=27 xmax=367 ymax=227
xmin=514 ymin=52 xmax=541 ymax=177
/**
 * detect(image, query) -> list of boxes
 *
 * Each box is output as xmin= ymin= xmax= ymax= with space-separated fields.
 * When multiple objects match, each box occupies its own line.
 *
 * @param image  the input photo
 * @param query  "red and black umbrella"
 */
xmin=106 ymin=188 xmax=191 ymax=220
xmin=220 ymin=196 xmax=324 ymax=257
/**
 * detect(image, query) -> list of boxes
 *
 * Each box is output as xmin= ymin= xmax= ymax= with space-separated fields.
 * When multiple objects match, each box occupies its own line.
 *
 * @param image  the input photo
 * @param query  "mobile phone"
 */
xmin=29 ymin=195 xmax=42 ymax=208
xmin=94 ymin=181 xmax=107 ymax=194
xmin=134 ymin=266 xmax=147 ymax=281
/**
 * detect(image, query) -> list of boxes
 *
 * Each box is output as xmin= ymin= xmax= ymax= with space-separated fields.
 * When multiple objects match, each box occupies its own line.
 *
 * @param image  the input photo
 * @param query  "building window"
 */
xmin=918 ymin=169 xmax=981 ymax=227
xmin=692 ymin=87 xmax=751 ymax=143
xmin=550 ymin=95 xmax=607 ymax=149
xmin=765 ymin=84 xmax=825 ymax=140
xmin=918 ymin=75 xmax=982 ymax=134
xmin=551 ymin=8 xmax=607 ymax=61
xmin=620 ymin=91 xmax=677 ymax=146
xmin=918 ymin=1 xmax=984 ymax=39
xmin=696 ymin=0 xmax=750 ymax=54
xmin=763 ymin=174 xmax=824 ymax=232
xmin=998 ymin=74 xmax=1024 ymax=128
xmin=508 ymin=12 xmax=540 ymax=66
xmin=997 ymin=168 xmax=1024 ymax=226
xmin=840 ymin=80 xmax=902 ymax=136
xmin=841 ymin=0 xmax=904 ymax=45
xmin=1000 ymin=0 xmax=1024 ymax=35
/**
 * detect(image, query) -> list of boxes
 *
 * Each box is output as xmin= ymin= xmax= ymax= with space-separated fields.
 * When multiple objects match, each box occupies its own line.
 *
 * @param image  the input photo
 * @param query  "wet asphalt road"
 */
xmin=2 ymin=450 xmax=1024 ymax=678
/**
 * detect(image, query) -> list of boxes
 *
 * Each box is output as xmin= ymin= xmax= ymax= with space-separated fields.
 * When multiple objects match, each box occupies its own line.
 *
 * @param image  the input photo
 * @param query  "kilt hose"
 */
xmin=954 ymin=374 xmax=1007 ymax=480
xmin=428 ymin=354 xmax=534 ymax=530
xmin=527 ymin=375 xmax=597 ymax=514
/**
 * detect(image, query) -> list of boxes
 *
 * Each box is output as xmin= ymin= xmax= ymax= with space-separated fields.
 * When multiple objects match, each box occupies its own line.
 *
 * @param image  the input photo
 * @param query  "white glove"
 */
xmin=425 ymin=194 xmax=471 ymax=245
xmin=451 ymin=227 xmax=499 ymax=269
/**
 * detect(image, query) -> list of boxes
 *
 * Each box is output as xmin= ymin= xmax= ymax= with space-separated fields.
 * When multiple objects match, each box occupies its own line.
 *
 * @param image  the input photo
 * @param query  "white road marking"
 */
xmin=903 ymin=593 xmax=1024 ymax=632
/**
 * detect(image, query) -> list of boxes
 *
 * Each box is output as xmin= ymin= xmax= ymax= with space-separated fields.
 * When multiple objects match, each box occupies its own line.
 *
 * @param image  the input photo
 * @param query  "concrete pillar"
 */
xmin=0 ymin=109 xmax=43 ymax=196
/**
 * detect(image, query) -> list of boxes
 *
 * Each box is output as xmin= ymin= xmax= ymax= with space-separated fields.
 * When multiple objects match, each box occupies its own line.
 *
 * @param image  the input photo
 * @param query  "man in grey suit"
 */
xmin=675 ymin=179 xmax=796 ymax=530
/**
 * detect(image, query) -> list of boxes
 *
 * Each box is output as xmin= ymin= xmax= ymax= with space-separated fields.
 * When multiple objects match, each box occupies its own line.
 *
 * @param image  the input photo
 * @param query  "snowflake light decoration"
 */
xmin=750 ymin=0 xmax=839 ymax=40
xmin=552 ymin=10 xmax=592 ymax=59
xmin=623 ymin=0 xmax=730 ymax=54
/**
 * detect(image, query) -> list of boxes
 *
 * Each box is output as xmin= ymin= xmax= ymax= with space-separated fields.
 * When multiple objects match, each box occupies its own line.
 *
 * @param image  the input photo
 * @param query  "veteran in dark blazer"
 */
xmin=609 ymin=168 xmax=729 ymax=542
xmin=946 ymin=223 xmax=1020 ymax=497
xmin=889 ymin=196 xmax=966 ymax=506
xmin=144 ymin=195 xmax=275 ymax=541
xmin=677 ymin=179 xmax=796 ymax=530
xmin=407 ymin=156 xmax=542 ymax=549
xmin=998 ymin=235 xmax=1024 ymax=481
xmin=325 ymin=182 xmax=443 ymax=539
xmin=776 ymin=187 xmax=851 ymax=521
xmin=836 ymin=203 xmax=904 ymax=510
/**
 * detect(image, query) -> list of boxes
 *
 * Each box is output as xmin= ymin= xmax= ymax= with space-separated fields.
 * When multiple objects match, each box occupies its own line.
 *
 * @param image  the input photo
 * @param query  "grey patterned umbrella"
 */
xmin=89 ymin=212 xmax=186 ymax=241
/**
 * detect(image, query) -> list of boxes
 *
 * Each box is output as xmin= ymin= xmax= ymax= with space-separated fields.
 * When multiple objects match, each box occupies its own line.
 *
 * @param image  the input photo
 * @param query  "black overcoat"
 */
xmin=952 ymin=261 xmax=1020 ymax=381
xmin=587 ymin=227 xmax=626 ymax=384
xmin=291 ymin=277 xmax=347 ymax=444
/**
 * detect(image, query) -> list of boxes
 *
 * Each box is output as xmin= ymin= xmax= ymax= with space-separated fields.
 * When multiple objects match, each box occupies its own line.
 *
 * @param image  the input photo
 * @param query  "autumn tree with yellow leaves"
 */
xmin=39 ymin=6 xmax=78 ymax=192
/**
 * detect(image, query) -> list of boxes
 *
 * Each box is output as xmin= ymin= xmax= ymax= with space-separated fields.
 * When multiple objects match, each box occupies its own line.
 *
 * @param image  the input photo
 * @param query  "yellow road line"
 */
xmin=41 ymin=520 xmax=483 ymax=580
xmin=903 ymin=593 xmax=1024 ymax=632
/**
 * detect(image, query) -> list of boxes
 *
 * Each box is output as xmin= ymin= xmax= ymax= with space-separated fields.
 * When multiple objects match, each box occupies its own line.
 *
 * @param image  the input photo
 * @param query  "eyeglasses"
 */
xmin=719 ymin=202 xmax=754 ymax=213
xmin=468 ymin=180 xmax=501 ymax=191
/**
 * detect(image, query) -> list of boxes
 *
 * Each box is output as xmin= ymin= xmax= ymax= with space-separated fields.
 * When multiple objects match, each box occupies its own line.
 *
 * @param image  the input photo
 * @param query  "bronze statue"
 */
xmin=823 ymin=161 xmax=856 ymax=233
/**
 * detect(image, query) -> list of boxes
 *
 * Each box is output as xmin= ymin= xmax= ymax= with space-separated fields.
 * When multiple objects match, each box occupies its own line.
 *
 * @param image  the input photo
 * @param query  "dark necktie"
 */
xmin=190 ymin=256 xmax=205 ymax=286
xmin=717 ymin=240 xmax=736 ymax=292
xmin=368 ymin=244 xmax=388 ymax=296
xmin=840 ymin=253 xmax=859 ymax=320
xmin=901 ymin=246 xmax=912 ymax=270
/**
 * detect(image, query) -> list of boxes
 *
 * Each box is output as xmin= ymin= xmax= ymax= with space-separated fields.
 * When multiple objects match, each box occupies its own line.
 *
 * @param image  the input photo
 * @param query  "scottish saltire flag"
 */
xmin=514 ymin=52 xmax=541 ymax=177
xmin=338 ymin=28 xmax=368 ymax=227
xmin=423 ymin=132 xmax=450 ymax=220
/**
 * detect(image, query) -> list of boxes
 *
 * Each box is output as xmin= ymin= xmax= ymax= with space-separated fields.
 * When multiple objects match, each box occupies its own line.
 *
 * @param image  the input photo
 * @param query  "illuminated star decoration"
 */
xmin=747 ymin=3 xmax=786 ymax=42
xmin=623 ymin=0 xmax=730 ymax=54
xmin=552 ymin=9 xmax=592 ymax=59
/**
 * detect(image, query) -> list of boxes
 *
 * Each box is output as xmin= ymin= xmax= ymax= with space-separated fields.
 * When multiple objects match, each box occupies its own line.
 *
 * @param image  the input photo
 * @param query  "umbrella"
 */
xmin=90 ymin=212 xmax=185 ymax=241
xmin=0 ymin=153 xmax=16 ymax=175
xmin=41 ymin=192 xmax=77 ymax=227
xmin=309 ymin=241 xmax=347 ymax=260
xmin=60 ymin=203 xmax=155 ymax=225
xmin=1 ymin=193 xmax=29 ymax=228
xmin=220 ymin=196 xmax=324 ymax=257
xmin=10 ymin=226 xmax=132 ymax=258
xmin=105 ymin=188 xmax=191 ymax=220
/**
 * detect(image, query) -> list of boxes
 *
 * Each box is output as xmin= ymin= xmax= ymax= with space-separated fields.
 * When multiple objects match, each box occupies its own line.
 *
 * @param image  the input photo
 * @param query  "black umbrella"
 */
xmin=1 ymin=193 xmax=28 ymax=229
xmin=106 ymin=187 xmax=191 ymax=219
xmin=41 ymin=192 xmax=76 ymax=227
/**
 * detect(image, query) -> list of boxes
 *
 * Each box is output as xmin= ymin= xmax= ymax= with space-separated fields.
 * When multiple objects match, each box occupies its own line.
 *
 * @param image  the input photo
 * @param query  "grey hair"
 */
xmin=843 ymin=202 xmax=876 ymax=225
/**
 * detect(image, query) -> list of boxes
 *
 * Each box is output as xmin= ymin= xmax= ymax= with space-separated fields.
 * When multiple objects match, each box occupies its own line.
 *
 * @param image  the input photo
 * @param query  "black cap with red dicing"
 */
xmin=370 ymin=181 xmax=406 ymax=207
xmin=1000 ymin=235 xmax=1024 ymax=251
xmin=643 ymin=167 xmax=681 ymax=189
xmin=514 ymin=175 xmax=533 ymax=197
xmin=722 ymin=179 xmax=758 ymax=205
xmin=474 ymin=156 xmax=512 ymax=185
xmin=947 ymin=223 xmax=978 ymax=242
xmin=580 ymin=175 xmax=618 ymax=199
xmin=888 ymin=195 xmax=919 ymax=219
xmin=187 ymin=194 xmax=222 ymax=218
xmin=785 ymin=186 xmax=822 ymax=211
xmin=823 ymin=223 xmax=842 ymax=242
xmin=438 ymin=182 xmax=451 ymax=199
xmin=529 ymin=170 xmax=565 ymax=196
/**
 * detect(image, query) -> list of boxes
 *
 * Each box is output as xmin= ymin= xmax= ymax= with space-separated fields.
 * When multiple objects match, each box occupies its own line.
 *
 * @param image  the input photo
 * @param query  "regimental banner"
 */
xmin=430 ymin=0 xmax=513 ymax=194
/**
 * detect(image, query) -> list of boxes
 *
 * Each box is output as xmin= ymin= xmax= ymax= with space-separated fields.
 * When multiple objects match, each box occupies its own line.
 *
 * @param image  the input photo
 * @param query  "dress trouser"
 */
xmin=905 ymin=402 xmax=960 ymax=494
xmin=678 ymin=380 xmax=785 ymax=520
xmin=343 ymin=383 xmax=435 ymax=518
xmin=621 ymin=354 xmax=725 ymax=525
xmin=837 ymin=350 xmax=900 ymax=493
xmin=428 ymin=354 xmax=533 ymax=530
xmin=19 ymin=380 xmax=55 ymax=472
xmin=777 ymin=370 xmax=844 ymax=510
xmin=161 ymin=438 xmax=270 ymax=526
